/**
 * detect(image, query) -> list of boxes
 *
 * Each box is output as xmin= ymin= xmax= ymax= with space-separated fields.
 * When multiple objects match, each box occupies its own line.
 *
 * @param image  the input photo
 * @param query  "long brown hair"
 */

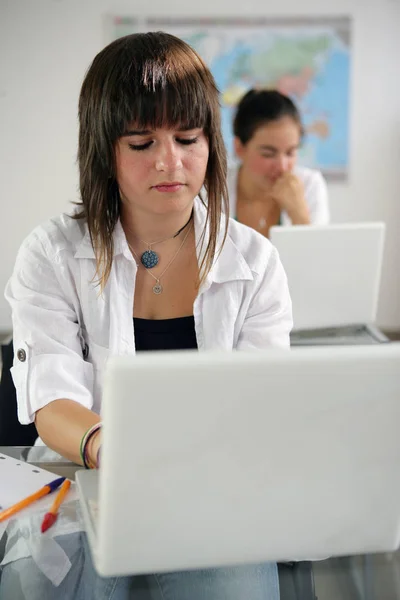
xmin=76 ymin=31 xmax=228 ymax=290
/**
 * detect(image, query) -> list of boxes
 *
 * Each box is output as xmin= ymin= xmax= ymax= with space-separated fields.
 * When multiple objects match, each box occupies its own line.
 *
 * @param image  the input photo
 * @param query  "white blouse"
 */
xmin=5 ymin=198 xmax=293 ymax=426
xmin=227 ymin=164 xmax=330 ymax=225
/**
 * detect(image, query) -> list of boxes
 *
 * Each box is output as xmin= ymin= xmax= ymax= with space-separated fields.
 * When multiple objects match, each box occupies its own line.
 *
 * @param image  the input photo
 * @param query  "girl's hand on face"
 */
xmin=270 ymin=172 xmax=310 ymax=224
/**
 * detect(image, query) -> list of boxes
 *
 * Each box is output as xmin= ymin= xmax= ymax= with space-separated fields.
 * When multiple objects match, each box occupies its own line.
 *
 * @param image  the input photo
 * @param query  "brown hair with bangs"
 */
xmin=76 ymin=31 xmax=228 ymax=290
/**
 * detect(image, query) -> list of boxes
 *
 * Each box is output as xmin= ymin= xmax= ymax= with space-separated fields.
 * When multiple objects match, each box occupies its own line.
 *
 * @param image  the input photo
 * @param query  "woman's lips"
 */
xmin=152 ymin=182 xmax=185 ymax=193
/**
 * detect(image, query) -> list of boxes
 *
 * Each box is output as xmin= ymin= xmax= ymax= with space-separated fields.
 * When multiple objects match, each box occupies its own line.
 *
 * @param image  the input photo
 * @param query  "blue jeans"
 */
xmin=0 ymin=532 xmax=280 ymax=599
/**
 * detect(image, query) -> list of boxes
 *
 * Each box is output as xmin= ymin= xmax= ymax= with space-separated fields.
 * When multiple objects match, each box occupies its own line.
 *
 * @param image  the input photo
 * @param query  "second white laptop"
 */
xmin=269 ymin=223 xmax=385 ymax=331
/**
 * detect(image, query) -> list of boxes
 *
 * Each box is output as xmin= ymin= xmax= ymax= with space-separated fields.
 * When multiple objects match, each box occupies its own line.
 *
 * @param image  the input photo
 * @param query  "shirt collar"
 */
xmin=194 ymin=197 xmax=253 ymax=286
xmin=74 ymin=197 xmax=253 ymax=285
xmin=74 ymin=220 xmax=131 ymax=260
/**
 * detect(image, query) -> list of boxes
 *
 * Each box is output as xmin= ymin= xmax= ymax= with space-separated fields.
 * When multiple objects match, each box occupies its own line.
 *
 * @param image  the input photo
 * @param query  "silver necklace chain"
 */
xmin=125 ymin=212 xmax=193 ymax=250
xmin=128 ymin=223 xmax=193 ymax=295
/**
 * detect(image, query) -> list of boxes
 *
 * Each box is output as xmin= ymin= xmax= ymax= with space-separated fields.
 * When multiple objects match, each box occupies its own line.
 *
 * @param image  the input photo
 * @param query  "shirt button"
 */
xmin=83 ymin=343 xmax=89 ymax=359
xmin=17 ymin=349 xmax=26 ymax=362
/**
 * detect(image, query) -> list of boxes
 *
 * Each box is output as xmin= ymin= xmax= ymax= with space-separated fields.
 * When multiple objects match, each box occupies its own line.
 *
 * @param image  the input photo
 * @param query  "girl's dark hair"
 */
xmin=76 ymin=31 xmax=228 ymax=290
xmin=233 ymin=89 xmax=304 ymax=144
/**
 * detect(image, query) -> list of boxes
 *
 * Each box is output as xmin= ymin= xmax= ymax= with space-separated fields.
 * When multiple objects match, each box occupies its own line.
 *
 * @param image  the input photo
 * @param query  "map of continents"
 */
xmin=112 ymin=18 xmax=351 ymax=179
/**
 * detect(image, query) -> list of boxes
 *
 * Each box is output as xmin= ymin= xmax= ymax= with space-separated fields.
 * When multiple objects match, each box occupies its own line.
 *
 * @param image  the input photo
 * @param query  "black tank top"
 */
xmin=133 ymin=316 xmax=198 ymax=352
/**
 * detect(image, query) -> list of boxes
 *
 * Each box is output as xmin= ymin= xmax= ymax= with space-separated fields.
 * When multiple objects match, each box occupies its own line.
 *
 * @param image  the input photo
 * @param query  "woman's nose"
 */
xmin=155 ymin=142 xmax=183 ymax=172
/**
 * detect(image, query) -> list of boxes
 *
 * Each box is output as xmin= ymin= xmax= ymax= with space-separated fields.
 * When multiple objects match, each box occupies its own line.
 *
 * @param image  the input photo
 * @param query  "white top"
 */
xmin=5 ymin=198 xmax=292 ymax=426
xmin=227 ymin=164 xmax=330 ymax=225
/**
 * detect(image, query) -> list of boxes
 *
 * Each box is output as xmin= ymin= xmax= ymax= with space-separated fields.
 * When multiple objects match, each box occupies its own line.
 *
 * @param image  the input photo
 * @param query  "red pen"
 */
xmin=41 ymin=479 xmax=71 ymax=533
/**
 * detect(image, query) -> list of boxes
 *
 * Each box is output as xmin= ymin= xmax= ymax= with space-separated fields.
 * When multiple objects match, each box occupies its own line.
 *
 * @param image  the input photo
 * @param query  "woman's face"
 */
xmin=115 ymin=126 xmax=209 ymax=217
xmin=234 ymin=116 xmax=301 ymax=186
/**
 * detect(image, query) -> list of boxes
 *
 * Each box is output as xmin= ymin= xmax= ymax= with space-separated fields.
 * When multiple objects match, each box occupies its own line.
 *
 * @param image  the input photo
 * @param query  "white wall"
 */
xmin=1 ymin=0 xmax=400 ymax=330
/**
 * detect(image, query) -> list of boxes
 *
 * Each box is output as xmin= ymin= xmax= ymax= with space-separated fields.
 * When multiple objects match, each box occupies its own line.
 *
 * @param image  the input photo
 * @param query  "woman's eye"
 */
xmin=128 ymin=141 xmax=152 ymax=151
xmin=177 ymin=137 xmax=198 ymax=145
xmin=128 ymin=137 xmax=198 ymax=151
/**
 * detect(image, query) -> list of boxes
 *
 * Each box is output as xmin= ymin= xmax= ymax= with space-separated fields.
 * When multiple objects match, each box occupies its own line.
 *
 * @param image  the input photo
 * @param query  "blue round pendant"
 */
xmin=141 ymin=249 xmax=159 ymax=268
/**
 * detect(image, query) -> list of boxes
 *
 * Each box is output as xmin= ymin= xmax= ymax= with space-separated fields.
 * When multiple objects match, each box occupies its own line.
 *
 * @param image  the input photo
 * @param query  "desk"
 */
xmin=290 ymin=325 xmax=389 ymax=346
xmin=1 ymin=446 xmax=399 ymax=600
xmin=0 ymin=445 xmax=79 ymax=480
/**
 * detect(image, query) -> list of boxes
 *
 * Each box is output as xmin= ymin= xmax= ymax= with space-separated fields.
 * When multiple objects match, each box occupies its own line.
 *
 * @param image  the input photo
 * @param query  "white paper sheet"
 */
xmin=0 ymin=453 xmax=76 ymax=538
xmin=0 ymin=452 xmax=64 ymax=510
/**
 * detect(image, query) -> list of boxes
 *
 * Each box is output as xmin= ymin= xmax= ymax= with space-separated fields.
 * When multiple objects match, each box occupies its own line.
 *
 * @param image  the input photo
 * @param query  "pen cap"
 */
xmin=46 ymin=477 xmax=66 ymax=492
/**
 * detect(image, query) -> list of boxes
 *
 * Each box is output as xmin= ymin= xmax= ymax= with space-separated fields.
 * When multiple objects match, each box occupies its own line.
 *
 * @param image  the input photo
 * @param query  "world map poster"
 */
xmin=109 ymin=16 xmax=351 ymax=180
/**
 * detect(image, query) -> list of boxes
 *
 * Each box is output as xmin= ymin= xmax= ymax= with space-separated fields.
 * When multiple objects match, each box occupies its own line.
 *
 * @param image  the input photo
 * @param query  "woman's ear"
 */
xmin=233 ymin=137 xmax=245 ymax=161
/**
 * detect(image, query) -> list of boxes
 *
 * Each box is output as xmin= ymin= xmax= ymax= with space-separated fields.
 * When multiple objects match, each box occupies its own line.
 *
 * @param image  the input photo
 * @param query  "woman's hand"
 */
xmin=270 ymin=172 xmax=310 ymax=224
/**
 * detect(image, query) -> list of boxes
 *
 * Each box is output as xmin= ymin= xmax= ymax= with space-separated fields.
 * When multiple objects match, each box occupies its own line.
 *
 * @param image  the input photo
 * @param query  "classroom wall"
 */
xmin=1 ymin=0 xmax=400 ymax=330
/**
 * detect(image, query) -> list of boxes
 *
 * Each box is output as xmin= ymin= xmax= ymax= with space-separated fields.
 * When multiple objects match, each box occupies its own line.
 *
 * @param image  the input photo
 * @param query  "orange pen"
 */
xmin=0 ymin=477 xmax=65 ymax=523
xmin=41 ymin=479 xmax=71 ymax=533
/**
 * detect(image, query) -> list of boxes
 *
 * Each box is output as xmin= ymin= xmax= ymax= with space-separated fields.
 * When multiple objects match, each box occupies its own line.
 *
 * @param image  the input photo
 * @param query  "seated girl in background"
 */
xmin=229 ymin=89 xmax=330 ymax=237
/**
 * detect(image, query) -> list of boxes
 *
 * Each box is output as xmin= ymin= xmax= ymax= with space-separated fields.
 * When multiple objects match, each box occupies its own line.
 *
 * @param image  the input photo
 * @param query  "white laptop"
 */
xmin=269 ymin=223 xmax=385 ymax=331
xmin=76 ymin=343 xmax=400 ymax=577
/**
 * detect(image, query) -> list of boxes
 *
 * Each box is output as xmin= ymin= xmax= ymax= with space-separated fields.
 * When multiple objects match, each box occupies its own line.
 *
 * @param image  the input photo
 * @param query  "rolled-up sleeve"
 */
xmin=237 ymin=247 xmax=293 ymax=350
xmin=4 ymin=233 xmax=94 ymax=424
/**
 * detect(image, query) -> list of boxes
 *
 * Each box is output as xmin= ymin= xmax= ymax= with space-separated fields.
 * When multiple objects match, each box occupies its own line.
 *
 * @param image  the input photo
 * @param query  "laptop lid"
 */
xmin=78 ymin=344 xmax=400 ymax=577
xmin=269 ymin=223 xmax=385 ymax=330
